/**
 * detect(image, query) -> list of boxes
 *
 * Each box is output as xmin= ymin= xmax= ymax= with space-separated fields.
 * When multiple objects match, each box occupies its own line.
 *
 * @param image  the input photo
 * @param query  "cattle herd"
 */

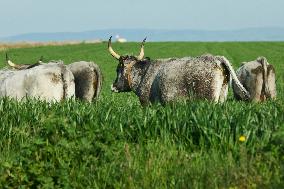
xmin=0 ymin=37 xmax=276 ymax=105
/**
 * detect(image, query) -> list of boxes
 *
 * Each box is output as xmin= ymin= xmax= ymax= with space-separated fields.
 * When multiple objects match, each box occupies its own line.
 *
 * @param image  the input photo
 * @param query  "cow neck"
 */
xmin=125 ymin=62 xmax=134 ymax=89
xmin=127 ymin=60 xmax=150 ymax=94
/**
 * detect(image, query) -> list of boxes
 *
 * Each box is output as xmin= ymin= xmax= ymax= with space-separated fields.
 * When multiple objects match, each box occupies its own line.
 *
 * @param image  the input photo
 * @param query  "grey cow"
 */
xmin=67 ymin=61 xmax=102 ymax=102
xmin=232 ymin=57 xmax=276 ymax=102
xmin=108 ymin=37 xmax=250 ymax=105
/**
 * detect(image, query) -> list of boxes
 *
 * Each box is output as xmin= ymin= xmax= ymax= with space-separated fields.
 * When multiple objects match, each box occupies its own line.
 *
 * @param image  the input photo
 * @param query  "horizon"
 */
xmin=1 ymin=26 xmax=284 ymax=38
xmin=1 ymin=27 xmax=284 ymax=42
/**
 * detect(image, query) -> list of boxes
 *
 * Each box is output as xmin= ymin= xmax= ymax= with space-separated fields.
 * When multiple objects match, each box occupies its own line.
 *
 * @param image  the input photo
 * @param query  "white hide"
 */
xmin=0 ymin=62 xmax=75 ymax=102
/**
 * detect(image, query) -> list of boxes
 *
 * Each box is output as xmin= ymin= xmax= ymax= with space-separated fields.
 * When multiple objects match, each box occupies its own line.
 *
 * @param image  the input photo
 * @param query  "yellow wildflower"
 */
xmin=239 ymin=135 xmax=246 ymax=142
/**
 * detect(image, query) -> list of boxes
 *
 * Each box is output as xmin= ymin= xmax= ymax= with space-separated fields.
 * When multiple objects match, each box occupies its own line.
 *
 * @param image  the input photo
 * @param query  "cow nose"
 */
xmin=111 ymin=84 xmax=119 ymax=93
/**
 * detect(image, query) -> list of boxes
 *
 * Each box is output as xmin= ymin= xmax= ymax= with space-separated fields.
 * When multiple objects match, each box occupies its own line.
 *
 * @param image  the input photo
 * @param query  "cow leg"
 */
xmin=219 ymin=83 xmax=229 ymax=103
xmin=219 ymin=67 xmax=230 ymax=103
xmin=253 ymin=73 xmax=263 ymax=102
xmin=267 ymin=66 xmax=277 ymax=99
xmin=212 ymin=70 xmax=224 ymax=103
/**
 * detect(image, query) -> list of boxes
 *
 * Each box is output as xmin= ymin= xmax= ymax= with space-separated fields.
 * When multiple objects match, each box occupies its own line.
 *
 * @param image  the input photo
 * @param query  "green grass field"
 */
xmin=0 ymin=42 xmax=283 ymax=188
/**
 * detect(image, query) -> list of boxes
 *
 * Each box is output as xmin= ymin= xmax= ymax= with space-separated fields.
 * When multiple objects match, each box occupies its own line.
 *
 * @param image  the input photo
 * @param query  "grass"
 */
xmin=0 ymin=42 xmax=283 ymax=188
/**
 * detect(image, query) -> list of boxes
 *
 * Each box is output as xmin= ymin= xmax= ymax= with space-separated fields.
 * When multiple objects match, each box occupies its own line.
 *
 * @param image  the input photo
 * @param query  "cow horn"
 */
xmin=137 ymin=37 xmax=147 ymax=61
xmin=108 ymin=36 xmax=121 ymax=60
xmin=6 ymin=53 xmax=19 ymax=68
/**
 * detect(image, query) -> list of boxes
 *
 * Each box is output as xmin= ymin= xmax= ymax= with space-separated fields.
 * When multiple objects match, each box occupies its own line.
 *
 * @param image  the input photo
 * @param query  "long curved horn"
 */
xmin=137 ymin=37 xmax=147 ymax=61
xmin=6 ymin=53 xmax=19 ymax=69
xmin=108 ymin=36 xmax=121 ymax=60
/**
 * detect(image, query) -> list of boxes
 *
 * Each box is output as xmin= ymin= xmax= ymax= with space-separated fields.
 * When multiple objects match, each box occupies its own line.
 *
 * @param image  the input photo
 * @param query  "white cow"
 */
xmin=232 ymin=57 xmax=276 ymax=102
xmin=0 ymin=59 xmax=75 ymax=102
xmin=4 ymin=54 xmax=102 ymax=102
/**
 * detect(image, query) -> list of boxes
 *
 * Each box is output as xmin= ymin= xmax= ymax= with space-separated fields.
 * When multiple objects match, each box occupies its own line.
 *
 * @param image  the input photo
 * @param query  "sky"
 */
xmin=0 ymin=0 xmax=283 ymax=37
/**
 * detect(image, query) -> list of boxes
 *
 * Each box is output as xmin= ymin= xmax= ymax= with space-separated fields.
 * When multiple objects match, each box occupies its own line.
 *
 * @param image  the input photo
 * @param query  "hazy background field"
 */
xmin=0 ymin=42 xmax=283 ymax=188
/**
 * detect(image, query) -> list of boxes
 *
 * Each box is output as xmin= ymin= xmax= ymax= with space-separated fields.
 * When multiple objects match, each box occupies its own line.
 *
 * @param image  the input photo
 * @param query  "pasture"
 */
xmin=0 ymin=42 xmax=283 ymax=188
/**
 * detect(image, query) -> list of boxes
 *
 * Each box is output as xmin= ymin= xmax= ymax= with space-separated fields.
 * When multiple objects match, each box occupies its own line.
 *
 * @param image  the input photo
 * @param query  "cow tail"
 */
xmin=92 ymin=64 xmax=103 ymax=99
xmin=217 ymin=56 xmax=251 ymax=100
xmin=258 ymin=57 xmax=271 ymax=99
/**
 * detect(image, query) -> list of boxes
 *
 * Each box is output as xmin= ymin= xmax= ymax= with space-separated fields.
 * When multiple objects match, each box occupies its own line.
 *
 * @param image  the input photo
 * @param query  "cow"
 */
xmin=108 ymin=36 xmax=250 ymax=105
xmin=5 ymin=54 xmax=103 ymax=102
xmin=67 ymin=61 xmax=103 ymax=102
xmin=0 ymin=57 xmax=75 ymax=102
xmin=232 ymin=57 xmax=276 ymax=102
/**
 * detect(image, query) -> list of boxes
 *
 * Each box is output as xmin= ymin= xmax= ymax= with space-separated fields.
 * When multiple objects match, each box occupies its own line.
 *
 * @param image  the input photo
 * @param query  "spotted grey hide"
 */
xmin=67 ymin=61 xmax=103 ymax=102
xmin=0 ymin=61 xmax=75 ymax=102
xmin=113 ymin=54 xmax=252 ymax=105
xmin=232 ymin=57 xmax=276 ymax=102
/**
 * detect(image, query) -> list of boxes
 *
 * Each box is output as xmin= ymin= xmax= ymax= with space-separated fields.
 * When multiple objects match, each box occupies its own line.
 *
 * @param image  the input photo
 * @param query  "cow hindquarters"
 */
xmin=67 ymin=62 xmax=102 ymax=102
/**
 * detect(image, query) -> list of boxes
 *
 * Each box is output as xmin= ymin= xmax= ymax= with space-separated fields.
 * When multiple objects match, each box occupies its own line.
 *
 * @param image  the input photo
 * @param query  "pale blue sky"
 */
xmin=0 ymin=0 xmax=283 ymax=37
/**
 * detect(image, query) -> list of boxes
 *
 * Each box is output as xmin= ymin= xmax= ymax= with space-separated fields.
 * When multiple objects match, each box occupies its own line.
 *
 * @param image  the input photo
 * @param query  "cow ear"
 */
xmin=38 ymin=56 xmax=44 ymax=63
xmin=257 ymin=57 xmax=268 ymax=65
xmin=139 ymin=57 xmax=150 ymax=64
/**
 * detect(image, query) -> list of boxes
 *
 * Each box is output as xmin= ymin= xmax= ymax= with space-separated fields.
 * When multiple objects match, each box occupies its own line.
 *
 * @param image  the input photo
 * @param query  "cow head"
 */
xmin=108 ymin=36 xmax=146 ymax=92
xmin=5 ymin=53 xmax=43 ymax=70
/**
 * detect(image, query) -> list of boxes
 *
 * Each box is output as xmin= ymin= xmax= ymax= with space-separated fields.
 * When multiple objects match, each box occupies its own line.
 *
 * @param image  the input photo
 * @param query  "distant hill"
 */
xmin=1 ymin=28 xmax=284 ymax=42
